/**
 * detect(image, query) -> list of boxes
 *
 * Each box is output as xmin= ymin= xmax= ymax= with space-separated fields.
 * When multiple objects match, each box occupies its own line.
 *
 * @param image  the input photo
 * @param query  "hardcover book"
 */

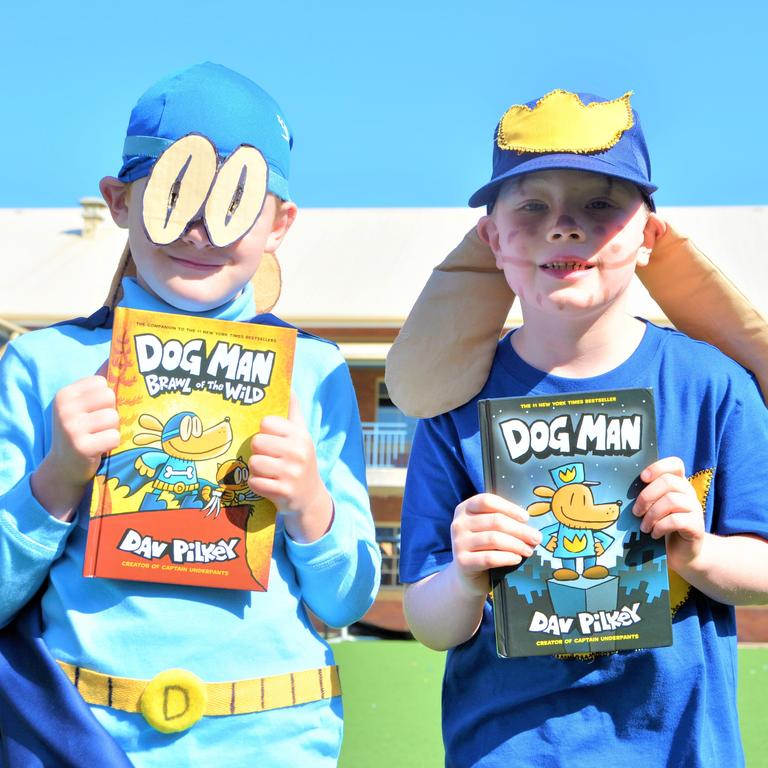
xmin=85 ymin=306 xmax=297 ymax=591
xmin=479 ymin=388 xmax=672 ymax=658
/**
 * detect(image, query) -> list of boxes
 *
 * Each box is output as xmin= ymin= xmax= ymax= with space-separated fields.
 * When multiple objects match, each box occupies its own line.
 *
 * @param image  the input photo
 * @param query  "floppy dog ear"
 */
xmin=385 ymin=227 xmax=514 ymax=418
xmin=528 ymin=501 xmax=553 ymax=517
xmin=251 ymin=252 xmax=282 ymax=314
xmin=637 ymin=223 xmax=768 ymax=401
xmin=385 ymin=221 xmax=768 ymax=420
xmin=105 ymin=242 xmax=136 ymax=310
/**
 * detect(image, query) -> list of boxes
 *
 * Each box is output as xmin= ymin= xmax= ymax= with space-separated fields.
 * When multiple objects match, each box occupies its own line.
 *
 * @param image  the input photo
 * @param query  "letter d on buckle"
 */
xmin=140 ymin=669 xmax=207 ymax=733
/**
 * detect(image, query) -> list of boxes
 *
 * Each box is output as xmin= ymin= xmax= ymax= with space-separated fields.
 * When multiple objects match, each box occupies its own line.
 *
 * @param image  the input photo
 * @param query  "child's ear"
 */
xmin=476 ymin=216 xmax=503 ymax=269
xmin=264 ymin=200 xmax=298 ymax=253
xmin=636 ymin=212 xmax=665 ymax=267
xmin=99 ymin=177 xmax=131 ymax=228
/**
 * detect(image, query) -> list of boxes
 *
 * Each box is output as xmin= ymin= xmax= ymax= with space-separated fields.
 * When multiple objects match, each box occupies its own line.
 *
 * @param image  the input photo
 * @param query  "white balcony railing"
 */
xmin=361 ymin=422 xmax=409 ymax=468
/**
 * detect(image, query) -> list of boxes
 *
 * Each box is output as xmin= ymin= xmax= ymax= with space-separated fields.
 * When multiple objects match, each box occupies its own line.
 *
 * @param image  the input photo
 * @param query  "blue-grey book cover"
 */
xmin=479 ymin=388 xmax=672 ymax=658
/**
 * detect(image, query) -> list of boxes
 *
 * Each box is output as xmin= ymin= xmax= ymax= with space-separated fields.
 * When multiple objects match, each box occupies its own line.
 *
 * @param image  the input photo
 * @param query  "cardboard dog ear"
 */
xmin=636 ymin=223 xmax=768 ymax=399
xmin=386 ymin=223 xmax=768 ymax=419
xmin=251 ymin=251 xmax=282 ymax=314
xmin=105 ymin=241 xmax=136 ymax=310
xmin=385 ymin=228 xmax=515 ymax=418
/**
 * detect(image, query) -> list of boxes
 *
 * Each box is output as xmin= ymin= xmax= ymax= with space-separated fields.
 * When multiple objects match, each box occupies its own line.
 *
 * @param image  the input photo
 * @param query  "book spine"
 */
xmin=479 ymin=399 xmax=510 ymax=656
xmin=82 ymin=307 xmax=123 ymax=578
xmin=478 ymin=399 xmax=496 ymax=493
xmin=82 ymin=510 xmax=104 ymax=578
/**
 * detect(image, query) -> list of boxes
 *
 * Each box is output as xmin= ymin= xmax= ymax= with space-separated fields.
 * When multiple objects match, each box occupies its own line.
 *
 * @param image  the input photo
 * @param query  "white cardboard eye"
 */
xmin=204 ymin=145 xmax=268 ymax=247
xmin=142 ymin=134 xmax=218 ymax=245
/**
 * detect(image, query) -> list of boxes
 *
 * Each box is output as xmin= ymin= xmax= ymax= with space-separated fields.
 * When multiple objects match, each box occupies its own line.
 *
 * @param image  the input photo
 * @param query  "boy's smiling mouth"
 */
xmin=541 ymin=259 xmax=595 ymax=274
xmin=167 ymin=254 xmax=226 ymax=272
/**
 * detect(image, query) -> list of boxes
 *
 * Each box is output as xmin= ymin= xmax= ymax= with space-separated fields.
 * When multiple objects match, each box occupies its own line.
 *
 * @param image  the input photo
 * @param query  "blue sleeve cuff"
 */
xmin=0 ymin=475 xmax=74 ymax=556
xmin=283 ymin=502 xmax=352 ymax=572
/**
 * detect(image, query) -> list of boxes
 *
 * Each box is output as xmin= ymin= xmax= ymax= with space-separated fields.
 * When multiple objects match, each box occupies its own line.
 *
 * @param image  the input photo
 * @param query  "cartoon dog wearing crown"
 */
xmin=528 ymin=463 xmax=621 ymax=581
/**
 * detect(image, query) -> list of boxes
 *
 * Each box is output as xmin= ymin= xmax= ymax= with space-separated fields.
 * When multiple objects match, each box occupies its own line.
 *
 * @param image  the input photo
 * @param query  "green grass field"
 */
xmin=335 ymin=641 xmax=768 ymax=768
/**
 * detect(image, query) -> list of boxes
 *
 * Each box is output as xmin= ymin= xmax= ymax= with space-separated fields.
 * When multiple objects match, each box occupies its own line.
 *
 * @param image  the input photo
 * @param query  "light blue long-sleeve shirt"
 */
xmin=0 ymin=278 xmax=380 ymax=766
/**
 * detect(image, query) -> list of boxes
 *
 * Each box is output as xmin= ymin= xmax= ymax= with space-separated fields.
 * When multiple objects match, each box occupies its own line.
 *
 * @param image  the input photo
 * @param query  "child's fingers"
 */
xmin=461 ymin=511 xmax=541 ymax=548
xmin=248 ymin=476 xmax=288 ymax=508
xmin=638 ymin=492 xmax=695 ymax=535
xmin=72 ymin=427 xmax=122 ymax=458
xmin=248 ymin=454 xmax=283 ymax=480
xmin=463 ymin=493 xmax=530 ymax=523
xmin=634 ymin=472 xmax=691 ymax=517
xmin=454 ymin=547 xmax=527 ymax=574
xmin=258 ymin=415 xmax=293 ymax=438
xmin=251 ymin=429 xmax=311 ymax=460
xmin=57 ymin=378 xmax=116 ymax=418
xmin=287 ymin=392 xmax=306 ymax=426
xmin=640 ymin=456 xmax=686 ymax=484
xmin=464 ymin=529 xmax=537 ymax=557
xmin=67 ymin=374 xmax=112 ymax=397
xmin=647 ymin=512 xmax=703 ymax=541
xmin=81 ymin=407 xmax=121 ymax=435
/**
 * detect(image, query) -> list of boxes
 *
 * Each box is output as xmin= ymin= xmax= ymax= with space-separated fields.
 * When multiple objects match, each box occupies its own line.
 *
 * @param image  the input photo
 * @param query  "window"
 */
xmin=376 ymin=380 xmax=418 ymax=445
xmin=376 ymin=525 xmax=401 ymax=586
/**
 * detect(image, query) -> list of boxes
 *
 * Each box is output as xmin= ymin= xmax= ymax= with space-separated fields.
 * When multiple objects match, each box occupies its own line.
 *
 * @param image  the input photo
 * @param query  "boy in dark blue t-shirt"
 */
xmin=398 ymin=90 xmax=768 ymax=767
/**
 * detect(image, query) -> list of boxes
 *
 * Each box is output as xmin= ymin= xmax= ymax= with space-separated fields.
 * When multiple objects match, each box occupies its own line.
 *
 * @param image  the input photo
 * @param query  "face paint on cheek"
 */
xmin=523 ymin=222 xmax=541 ymax=237
xmin=499 ymin=241 xmax=529 ymax=265
xmin=505 ymin=228 xmax=520 ymax=244
xmin=499 ymin=254 xmax=530 ymax=265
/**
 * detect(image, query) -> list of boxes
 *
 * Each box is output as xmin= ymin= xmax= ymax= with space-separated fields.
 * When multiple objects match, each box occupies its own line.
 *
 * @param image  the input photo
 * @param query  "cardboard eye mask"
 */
xmin=142 ymin=133 xmax=268 ymax=248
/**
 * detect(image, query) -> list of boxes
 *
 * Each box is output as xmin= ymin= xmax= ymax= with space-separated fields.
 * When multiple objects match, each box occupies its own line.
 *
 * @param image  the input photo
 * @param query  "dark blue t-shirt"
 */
xmin=400 ymin=322 xmax=768 ymax=768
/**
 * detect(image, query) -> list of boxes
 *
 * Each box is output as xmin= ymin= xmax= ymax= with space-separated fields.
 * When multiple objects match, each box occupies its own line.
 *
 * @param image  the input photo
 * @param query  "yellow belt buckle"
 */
xmin=172 ymin=481 xmax=188 ymax=494
xmin=139 ymin=668 xmax=208 ymax=734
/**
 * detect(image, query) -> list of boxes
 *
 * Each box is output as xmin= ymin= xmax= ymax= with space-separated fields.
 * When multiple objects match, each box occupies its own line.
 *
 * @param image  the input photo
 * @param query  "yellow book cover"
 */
xmin=85 ymin=306 xmax=297 ymax=591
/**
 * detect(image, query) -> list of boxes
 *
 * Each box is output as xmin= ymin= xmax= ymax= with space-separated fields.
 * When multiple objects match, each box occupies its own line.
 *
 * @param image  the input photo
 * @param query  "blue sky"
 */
xmin=3 ymin=2 xmax=767 ymax=208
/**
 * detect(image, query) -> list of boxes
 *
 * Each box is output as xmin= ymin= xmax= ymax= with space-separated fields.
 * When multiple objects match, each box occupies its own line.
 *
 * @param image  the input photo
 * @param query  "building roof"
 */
xmin=2 ymin=203 xmax=767 ymax=328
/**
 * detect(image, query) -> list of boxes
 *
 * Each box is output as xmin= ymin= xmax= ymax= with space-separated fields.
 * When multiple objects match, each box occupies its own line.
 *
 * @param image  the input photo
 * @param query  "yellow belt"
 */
xmin=151 ymin=479 xmax=199 ymax=494
xmin=57 ymin=660 xmax=341 ymax=734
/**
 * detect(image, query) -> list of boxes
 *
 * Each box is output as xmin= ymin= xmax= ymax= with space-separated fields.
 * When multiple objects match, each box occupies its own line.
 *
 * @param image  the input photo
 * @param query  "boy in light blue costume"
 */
xmin=0 ymin=63 xmax=380 ymax=767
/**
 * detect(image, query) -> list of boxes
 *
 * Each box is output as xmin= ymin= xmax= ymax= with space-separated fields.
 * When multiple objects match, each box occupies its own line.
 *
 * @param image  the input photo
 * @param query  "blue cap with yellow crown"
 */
xmin=469 ymin=90 xmax=656 ymax=209
xmin=548 ymin=462 xmax=600 ymax=490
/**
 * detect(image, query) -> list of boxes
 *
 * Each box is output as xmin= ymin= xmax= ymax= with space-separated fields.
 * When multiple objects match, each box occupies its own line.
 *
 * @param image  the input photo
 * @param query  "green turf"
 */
xmin=335 ymin=640 xmax=445 ymax=768
xmin=336 ymin=640 xmax=767 ymax=768
xmin=738 ymin=646 xmax=768 ymax=762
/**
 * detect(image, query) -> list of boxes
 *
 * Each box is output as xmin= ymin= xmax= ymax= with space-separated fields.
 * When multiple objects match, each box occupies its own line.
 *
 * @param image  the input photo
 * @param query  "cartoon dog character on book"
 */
xmin=99 ymin=411 xmax=233 ymax=510
xmin=528 ymin=463 xmax=621 ymax=581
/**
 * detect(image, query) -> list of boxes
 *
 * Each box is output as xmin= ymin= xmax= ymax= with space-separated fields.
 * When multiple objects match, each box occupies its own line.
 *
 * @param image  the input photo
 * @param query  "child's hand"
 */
xmin=450 ymin=493 xmax=542 ymax=596
xmin=634 ymin=457 xmax=706 ymax=571
xmin=248 ymin=393 xmax=333 ymax=544
xmin=31 ymin=374 xmax=121 ymax=520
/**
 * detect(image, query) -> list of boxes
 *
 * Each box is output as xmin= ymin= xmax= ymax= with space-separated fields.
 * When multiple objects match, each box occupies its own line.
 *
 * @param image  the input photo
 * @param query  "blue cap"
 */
xmin=118 ymin=63 xmax=293 ymax=201
xmin=469 ymin=90 xmax=656 ymax=210
xmin=549 ymin=462 xmax=599 ymax=489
